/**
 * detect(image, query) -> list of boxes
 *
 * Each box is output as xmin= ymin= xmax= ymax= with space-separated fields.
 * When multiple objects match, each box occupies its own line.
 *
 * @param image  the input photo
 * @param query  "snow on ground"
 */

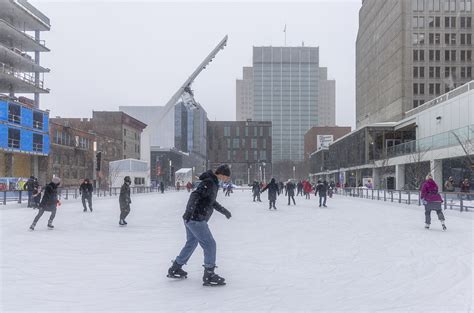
xmin=1 ymin=189 xmax=473 ymax=312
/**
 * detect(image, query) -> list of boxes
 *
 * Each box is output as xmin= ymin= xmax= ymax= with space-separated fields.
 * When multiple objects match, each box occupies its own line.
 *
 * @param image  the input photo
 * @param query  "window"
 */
xmin=123 ymin=141 xmax=127 ymax=150
xmin=124 ymin=129 xmax=127 ymax=136
xmin=244 ymin=127 xmax=248 ymax=137
xmin=251 ymin=139 xmax=257 ymax=149
xmin=414 ymin=67 xmax=419 ymax=78
xmin=413 ymin=33 xmax=425 ymax=45
xmin=413 ymin=16 xmax=425 ymax=28
xmin=414 ymin=50 xmax=425 ymax=61
xmin=413 ymin=100 xmax=419 ymax=108
xmin=445 ymin=33 xmax=456 ymax=45
xmin=8 ymin=128 xmax=20 ymax=149
xmin=253 ymin=150 xmax=258 ymax=161
xmin=460 ymin=0 xmax=473 ymax=11
xmin=414 ymin=83 xmax=419 ymax=95
xmin=429 ymin=66 xmax=435 ymax=78
xmin=259 ymin=151 xmax=267 ymax=161
xmin=245 ymin=151 xmax=249 ymax=161
xmin=461 ymin=67 xmax=473 ymax=78
xmin=226 ymin=138 xmax=231 ymax=149
xmin=233 ymin=138 xmax=240 ymax=149
xmin=259 ymin=127 xmax=264 ymax=137
xmin=33 ymin=112 xmax=43 ymax=129
xmin=429 ymin=50 xmax=441 ymax=61
xmin=241 ymin=138 xmax=246 ymax=147
xmin=224 ymin=126 xmax=230 ymax=137
xmin=444 ymin=0 xmax=456 ymax=11
xmin=445 ymin=50 xmax=456 ymax=61
xmin=445 ymin=16 xmax=456 ymax=28
xmin=227 ymin=151 xmax=231 ymax=161
xmin=429 ymin=33 xmax=440 ymax=44
xmin=420 ymin=83 xmax=425 ymax=95
xmin=461 ymin=33 xmax=472 ymax=45
xmin=460 ymin=17 xmax=472 ymax=28
xmin=461 ymin=50 xmax=472 ymax=61
xmin=235 ymin=127 xmax=240 ymax=137
xmin=8 ymin=104 xmax=21 ymax=124
xmin=253 ymin=127 xmax=258 ymax=137
xmin=413 ymin=0 xmax=425 ymax=11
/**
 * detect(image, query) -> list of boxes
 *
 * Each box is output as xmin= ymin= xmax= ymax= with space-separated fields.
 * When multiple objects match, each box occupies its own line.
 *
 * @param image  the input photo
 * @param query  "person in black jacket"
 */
xmin=159 ymin=181 xmax=165 ymax=193
xmin=167 ymin=165 xmax=232 ymax=286
xmin=79 ymin=178 xmax=94 ymax=212
xmin=285 ymin=180 xmax=296 ymax=205
xmin=315 ymin=180 xmax=328 ymax=207
xmin=252 ymin=181 xmax=261 ymax=202
xmin=29 ymin=177 xmax=61 ymax=230
xmin=23 ymin=176 xmax=38 ymax=208
xmin=119 ymin=176 xmax=132 ymax=226
xmin=261 ymin=178 xmax=280 ymax=210
xmin=297 ymin=181 xmax=303 ymax=196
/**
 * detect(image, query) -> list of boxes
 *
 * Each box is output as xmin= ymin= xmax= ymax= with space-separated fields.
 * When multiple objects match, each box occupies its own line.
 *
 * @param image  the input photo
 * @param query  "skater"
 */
xmin=420 ymin=174 xmax=446 ymax=231
xmin=23 ymin=176 xmax=38 ymax=208
xmin=285 ymin=180 xmax=296 ymax=205
xmin=278 ymin=181 xmax=284 ymax=194
xmin=252 ymin=181 xmax=262 ymax=202
xmin=315 ymin=180 xmax=328 ymax=207
xmin=225 ymin=183 xmax=233 ymax=197
xmin=159 ymin=181 xmax=165 ymax=193
xmin=460 ymin=178 xmax=470 ymax=200
xmin=176 ymin=181 xmax=181 ymax=191
xmin=186 ymin=181 xmax=193 ymax=192
xmin=303 ymin=180 xmax=312 ymax=199
xmin=32 ymin=185 xmax=42 ymax=209
xmin=167 ymin=164 xmax=232 ymax=286
xmin=79 ymin=178 xmax=94 ymax=212
xmin=29 ymin=177 xmax=61 ymax=230
xmin=119 ymin=176 xmax=132 ymax=226
xmin=261 ymin=178 xmax=280 ymax=210
xmin=297 ymin=181 xmax=303 ymax=196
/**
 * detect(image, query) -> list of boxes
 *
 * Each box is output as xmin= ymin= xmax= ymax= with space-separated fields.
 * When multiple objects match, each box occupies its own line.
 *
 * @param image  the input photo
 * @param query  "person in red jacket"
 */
xmin=303 ymin=180 xmax=312 ymax=199
xmin=420 ymin=174 xmax=446 ymax=231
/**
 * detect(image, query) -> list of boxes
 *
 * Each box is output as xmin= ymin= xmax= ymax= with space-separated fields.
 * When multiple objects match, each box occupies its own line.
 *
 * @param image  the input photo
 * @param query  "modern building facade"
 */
xmin=252 ymin=46 xmax=336 ymax=162
xmin=312 ymin=80 xmax=474 ymax=191
xmin=356 ymin=0 xmax=473 ymax=128
xmin=174 ymin=101 xmax=207 ymax=161
xmin=236 ymin=67 xmax=254 ymax=121
xmin=207 ymin=121 xmax=272 ymax=185
xmin=48 ymin=119 xmax=95 ymax=187
xmin=304 ymin=126 xmax=352 ymax=160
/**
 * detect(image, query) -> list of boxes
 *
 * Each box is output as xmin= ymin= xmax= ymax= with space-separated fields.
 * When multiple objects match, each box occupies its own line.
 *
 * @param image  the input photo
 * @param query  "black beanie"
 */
xmin=215 ymin=164 xmax=231 ymax=177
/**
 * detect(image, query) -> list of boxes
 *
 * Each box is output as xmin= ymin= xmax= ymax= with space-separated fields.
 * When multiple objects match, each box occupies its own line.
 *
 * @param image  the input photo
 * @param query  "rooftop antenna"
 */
xmin=283 ymin=24 xmax=287 ymax=46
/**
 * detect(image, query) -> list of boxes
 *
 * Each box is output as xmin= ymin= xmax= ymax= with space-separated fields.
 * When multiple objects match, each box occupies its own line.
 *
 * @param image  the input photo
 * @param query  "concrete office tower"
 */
xmin=319 ymin=67 xmax=336 ymax=126
xmin=356 ymin=0 xmax=473 ymax=128
xmin=236 ymin=67 xmax=254 ymax=121
xmin=252 ymin=46 xmax=336 ymax=162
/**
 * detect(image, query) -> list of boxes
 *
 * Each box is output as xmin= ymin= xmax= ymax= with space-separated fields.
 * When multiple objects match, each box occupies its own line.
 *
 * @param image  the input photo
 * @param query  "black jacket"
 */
xmin=285 ymin=182 xmax=296 ymax=197
xmin=80 ymin=182 xmax=94 ymax=197
xmin=119 ymin=182 xmax=131 ymax=209
xmin=183 ymin=170 xmax=230 ymax=222
xmin=252 ymin=182 xmax=261 ymax=195
xmin=40 ymin=182 xmax=58 ymax=211
xmin=316 ymin=182 xmax=328 ymax=196
xmin=24 ymin=178 xmax=38 ymax=192
xmin=261 ymin=179 xmax=280 ymax=201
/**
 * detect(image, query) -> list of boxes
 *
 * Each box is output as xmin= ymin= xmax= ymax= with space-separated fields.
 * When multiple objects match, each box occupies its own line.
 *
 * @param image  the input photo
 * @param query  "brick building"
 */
xmin=207 ymin=121 xmax=272 ymax=185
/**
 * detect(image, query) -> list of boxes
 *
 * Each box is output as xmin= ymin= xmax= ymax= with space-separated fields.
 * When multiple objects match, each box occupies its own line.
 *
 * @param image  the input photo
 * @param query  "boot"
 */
xmin=167 ymin=261 xmax=188 ymax=279
xmin=47 ymin=221 xmax=54 ymax=229
xmin=119 ymin=219 xmax=125 ymax=226
xmin=29 ymin=223 xmax=35 ymax=231
xmin=203 ymin=266 xmax=225 ymax=286
xmin=424 ymin=223 xmax=430 ymax=229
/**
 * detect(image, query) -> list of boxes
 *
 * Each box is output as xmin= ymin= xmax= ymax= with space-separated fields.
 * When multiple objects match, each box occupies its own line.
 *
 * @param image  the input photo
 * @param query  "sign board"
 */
xmin=317 ymin=135 xmax=334 ymax=150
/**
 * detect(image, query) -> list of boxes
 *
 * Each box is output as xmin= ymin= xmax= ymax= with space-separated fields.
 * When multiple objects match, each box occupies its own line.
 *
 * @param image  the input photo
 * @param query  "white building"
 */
xmin=109 ymin=159 xmax=150 ymax=188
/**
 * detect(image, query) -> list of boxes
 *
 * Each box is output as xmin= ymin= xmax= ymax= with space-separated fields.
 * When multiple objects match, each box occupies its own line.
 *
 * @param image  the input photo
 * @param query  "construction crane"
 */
xmin=158 ymin=35 xmax=228 ymax=121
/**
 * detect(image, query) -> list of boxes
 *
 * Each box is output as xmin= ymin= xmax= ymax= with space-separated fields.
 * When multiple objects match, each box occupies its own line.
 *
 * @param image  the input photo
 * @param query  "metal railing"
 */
xmin=8 ymin=113 xmax=21 ymax=124
xmin=8 ymin=138 xmax=20 ymax=149
xmin=0 ymin=186 xmax=164 ymax=205
xmin=0 ymin=62 xmax=46 ymax=89
xmin=335 ymin=187 xmax=473 ymax=212
xmin=386 ymin=125 xmax=473 ymax=158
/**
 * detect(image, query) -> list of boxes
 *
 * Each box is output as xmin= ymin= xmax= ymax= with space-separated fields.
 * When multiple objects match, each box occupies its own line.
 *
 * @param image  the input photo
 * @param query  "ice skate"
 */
xmin=29 ymin=224 xmax=35 ymax=231
xmin=424 ymin=224 xmax=430 ymax=229
xmin=203 ymin=266 xmax=226 ymax=286
xmin=47 ymin=222 xmax=54 ymax=229
xmin=442 ymin=224 xmax=447 ymax=231
xmin=167 ymin=261 xmax=188 ymax=279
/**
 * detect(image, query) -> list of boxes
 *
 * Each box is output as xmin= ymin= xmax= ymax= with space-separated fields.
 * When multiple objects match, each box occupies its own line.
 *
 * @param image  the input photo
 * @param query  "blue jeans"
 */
xmin=175 ymin=220 xmax=216 ymax=268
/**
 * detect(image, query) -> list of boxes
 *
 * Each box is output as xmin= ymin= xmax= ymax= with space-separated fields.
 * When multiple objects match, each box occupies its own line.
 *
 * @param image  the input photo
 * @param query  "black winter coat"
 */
xmin=252 ymin=182 xmax=261 ymax=195
xmin=119 ymin=183 xmax=131 ymax=209
xmin=24 ymin=178 xmax=37 ymax=192
xmin=285 ymin=182 xmax=296 ymax=197
xmin=40 ymin=182 xmax=58 ymax=211
xmin=80 ymin=182 xmax=94 ymax=197
xmin=316 ymin=183 xmax=328 ymax=196
xmin=183 ymin=170 xmax=230 ymax=222
xmin=261 ymin=180 xmax=280 ymax=201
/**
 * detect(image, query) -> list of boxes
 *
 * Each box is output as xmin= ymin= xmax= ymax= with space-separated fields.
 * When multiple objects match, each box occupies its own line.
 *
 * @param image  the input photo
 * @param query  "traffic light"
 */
xmin=96 ymin=151 xmax=102 ymax=171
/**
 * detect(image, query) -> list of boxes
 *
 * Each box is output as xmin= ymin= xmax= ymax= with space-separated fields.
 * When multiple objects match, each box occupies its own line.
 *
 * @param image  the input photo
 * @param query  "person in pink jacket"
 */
xmin=420 ymin=174 xmax=446 ymax=231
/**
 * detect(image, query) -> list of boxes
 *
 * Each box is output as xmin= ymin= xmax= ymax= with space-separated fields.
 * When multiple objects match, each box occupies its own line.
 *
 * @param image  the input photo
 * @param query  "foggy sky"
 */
xmin=30 ymin=0 xmax=360 ymax=128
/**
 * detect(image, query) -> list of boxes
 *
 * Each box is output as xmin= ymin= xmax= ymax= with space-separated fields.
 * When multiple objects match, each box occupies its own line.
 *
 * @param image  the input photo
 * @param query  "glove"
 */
xmin=223 ymin=209 xmax=232 ymax=219
xmin=57 ymin=200 xmax=61 ymax=207
xmin=183 ymin=211 xmax=192 ymax=223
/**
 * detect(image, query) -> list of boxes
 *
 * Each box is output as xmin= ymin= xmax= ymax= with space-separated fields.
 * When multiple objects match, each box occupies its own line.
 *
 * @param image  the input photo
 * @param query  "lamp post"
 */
xmin=169 ymin=159 xmax=172 ymax=186
xmin=247 ymin=164 xmax=251 ymax=185
xmin=262 ymin=162 xmax=266 ymax=182
xmin=293 ymin=165 xmax=296 ymax=180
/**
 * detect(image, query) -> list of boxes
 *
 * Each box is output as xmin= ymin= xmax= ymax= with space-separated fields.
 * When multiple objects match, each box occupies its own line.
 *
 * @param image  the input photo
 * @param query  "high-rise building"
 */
xmin=0 ymin=0 xmax=51 ymax=182
xmin=236 ymin=67 xmax=254 ymax=121
xmin=356 ymin=0 xmax=473 ymax=128
xmin=252 ymin=46 xmax=336 ymax=162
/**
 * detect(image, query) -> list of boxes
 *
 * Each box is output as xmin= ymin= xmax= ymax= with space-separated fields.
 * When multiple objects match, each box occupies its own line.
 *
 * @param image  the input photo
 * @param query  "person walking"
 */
xmin=160 ymin=181 xmax=165 ymax=194
xmin=460 ymin=178 xmax=470 ymax=201
xmin=29 ymin=177 xmax=61 ymax=230
xmin=285 ymin=180 xmax=296 ymax=205
xmin=252 ymin=181 xmax=262 ymax=202
xmin=261 ymin=178 xmax=280 ymax=210
xmin=119 ymin=176 xmax=132 ymax=226
xmin=315 ymin=180 xmax=328 ymax=207
xmin=421 ymin=174 xmax=447 ymax=231
xmin=225 ymin=183 xmax=233 ymax=197
xmin=23 ymin=176 xmax=37 ymax=208
xmin=167 ymin=165 xmax=232 ymax=286
xmin=79 ymin=178 xmax=94 ymax=212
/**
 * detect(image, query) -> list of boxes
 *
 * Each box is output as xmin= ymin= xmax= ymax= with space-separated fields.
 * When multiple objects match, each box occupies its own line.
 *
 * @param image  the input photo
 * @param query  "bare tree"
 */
xmin=405 ymin=146 xmax=431 ymax=190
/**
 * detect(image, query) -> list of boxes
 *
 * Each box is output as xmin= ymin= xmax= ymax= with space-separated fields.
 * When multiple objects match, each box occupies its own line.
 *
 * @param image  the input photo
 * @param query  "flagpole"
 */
xmin=284 ymin=24 xmax=287 ymax=46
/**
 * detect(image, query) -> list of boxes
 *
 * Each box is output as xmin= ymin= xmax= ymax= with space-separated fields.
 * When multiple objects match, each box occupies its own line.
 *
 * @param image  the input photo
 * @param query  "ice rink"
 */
xmin=1 ymin=189 xmax=473 ymax=312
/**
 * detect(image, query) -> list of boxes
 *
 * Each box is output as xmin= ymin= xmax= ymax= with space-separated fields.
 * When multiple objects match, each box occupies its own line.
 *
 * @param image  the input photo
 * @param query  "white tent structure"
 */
xmin=109 ymin=159 xmax=150 ymax=188
xmin=175 ymin=168 xmax=193 ymax=186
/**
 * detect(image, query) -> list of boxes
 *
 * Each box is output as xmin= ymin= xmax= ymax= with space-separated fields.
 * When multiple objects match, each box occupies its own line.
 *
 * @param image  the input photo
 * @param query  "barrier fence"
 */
xmin=335 ymin=188 xmax=472 ymax=212
xmin=0 ymin=186 xmax=163 ymax=205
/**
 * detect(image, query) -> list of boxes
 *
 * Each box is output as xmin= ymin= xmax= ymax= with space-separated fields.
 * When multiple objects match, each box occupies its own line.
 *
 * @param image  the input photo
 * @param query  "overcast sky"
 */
xmin=30 ymin=0 xmax=360 ymax=128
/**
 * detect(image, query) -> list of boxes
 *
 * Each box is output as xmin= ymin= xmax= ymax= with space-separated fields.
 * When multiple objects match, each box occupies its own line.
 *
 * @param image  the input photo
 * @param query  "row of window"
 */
xmin=7 ymin=128 xmax=44 ymax=152
xmin=123 ymin=128 xmax=140 ymax=141
xmin=413 ymin=32 xmax=472 ymax=45
xmin=413 ymin=16 xmax=472 ymax=28
xmin=53 ymin=153 xmax=87 ymax=167
xmin=123 ymin=140 xmax=140 ymax=154
xmin=222 ymin=126 xmax=267 ymax=137
xmin=7 ymin=103 xmax=44 ymax=130
xmin=413 ymin=79 xmax=471 ymax=97
xmin=224 ymin=138 xmax=268 ymax=149
xmin=413 ymin=49 xmax=473 ymax=61
xmin=413 ymin=66 xmax=472 ymax=78
xmin=54 ymin=130 xmax=91 ymax=150
xmin=226 ymin=150 xmax=268 ymax=162
xmin=413 ymin=0 xmax=472 ymax=12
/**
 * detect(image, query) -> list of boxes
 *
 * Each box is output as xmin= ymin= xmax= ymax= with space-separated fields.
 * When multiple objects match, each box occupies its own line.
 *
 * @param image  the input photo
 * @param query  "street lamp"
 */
xmin=293 ymin=165 xmax=296 ymax=180
xmin=169 ymin=159 xmax=172 ymax=186
xmin=262 ymin=162 xmax=266 ymax=182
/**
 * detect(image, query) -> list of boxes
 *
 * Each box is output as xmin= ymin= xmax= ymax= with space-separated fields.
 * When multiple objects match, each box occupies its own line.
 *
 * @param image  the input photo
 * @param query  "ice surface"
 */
xmin=1 ymin=190 xmax=473 ymax=312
